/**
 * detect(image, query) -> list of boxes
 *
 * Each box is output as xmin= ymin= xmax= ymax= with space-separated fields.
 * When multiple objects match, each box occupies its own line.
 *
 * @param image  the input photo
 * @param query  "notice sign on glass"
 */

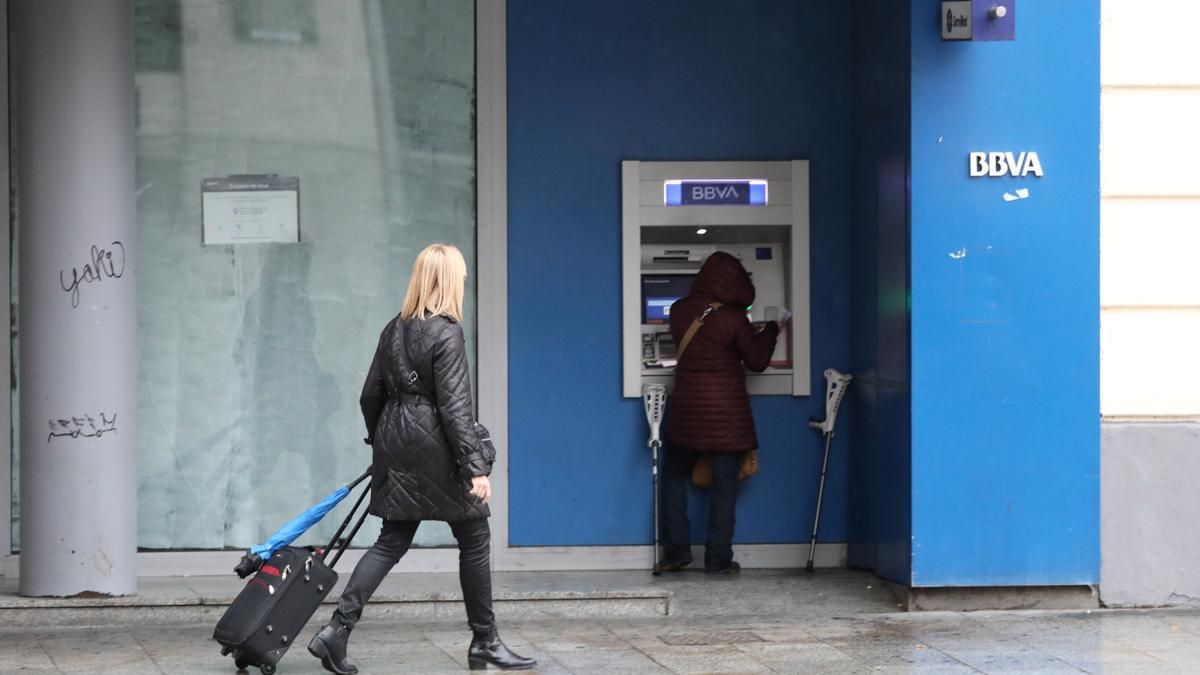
xmin=201 ymin=175 xmax=300 ymax=245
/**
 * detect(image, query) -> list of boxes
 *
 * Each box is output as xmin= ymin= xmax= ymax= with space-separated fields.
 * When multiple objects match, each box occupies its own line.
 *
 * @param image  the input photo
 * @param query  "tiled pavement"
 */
xmin=3 ymin=569 xmax=1199 ymax=673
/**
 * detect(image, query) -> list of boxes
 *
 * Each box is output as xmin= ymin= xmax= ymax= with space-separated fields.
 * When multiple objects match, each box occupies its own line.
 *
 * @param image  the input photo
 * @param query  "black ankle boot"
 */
xmin=468 ymin=633 xmax=537 ymax=671
xmin=308 ymin=622 xmax=358 ymax=675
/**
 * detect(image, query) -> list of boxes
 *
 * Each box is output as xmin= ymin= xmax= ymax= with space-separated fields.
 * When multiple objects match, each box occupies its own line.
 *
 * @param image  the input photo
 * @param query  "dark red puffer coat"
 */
xmin=666 ymin=252 xmax=780 ymax=453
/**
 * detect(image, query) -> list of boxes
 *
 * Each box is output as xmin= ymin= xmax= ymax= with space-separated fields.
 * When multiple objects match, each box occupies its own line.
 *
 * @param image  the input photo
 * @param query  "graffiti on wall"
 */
xmin=47 ymin=413 xmax=118 ymax=442
xmin=59 ymin=242 xmax=127 ymax=308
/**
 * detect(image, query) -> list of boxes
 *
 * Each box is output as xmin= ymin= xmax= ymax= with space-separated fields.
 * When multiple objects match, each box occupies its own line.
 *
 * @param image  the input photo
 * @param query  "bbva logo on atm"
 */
xmin=968 ymin=151 xmax=1044 ymax=178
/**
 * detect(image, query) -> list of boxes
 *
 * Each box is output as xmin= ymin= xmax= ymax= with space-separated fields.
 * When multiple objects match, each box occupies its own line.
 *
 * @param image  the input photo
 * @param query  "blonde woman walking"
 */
xmin=309 ymin=244 xmax=535 ymax=673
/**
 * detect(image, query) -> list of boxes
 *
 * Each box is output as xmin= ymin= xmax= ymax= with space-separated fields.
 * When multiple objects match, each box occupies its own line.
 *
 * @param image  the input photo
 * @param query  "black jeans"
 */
xmin=333 ymin=518 xmax=495 ymax=640
xmin=661 ymin=445 xmax=740 ymax=570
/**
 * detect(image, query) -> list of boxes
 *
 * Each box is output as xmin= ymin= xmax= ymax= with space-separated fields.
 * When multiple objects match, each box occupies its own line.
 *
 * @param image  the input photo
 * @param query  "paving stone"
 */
xmin=343 ymin=621 xmax=434 ymax=645
xmin=545 ymin=646 xmax=671 ymax=673
xmin=865 ymin=666 xmax=980 ymax=675
xmin=729 ymin=624 xmax=823 ymax=644
xmin=936 ymin=651 xmax=1084 ymax=674
xmin=0 ymin=636 xmax=57 ymax=671
xmin=733 ymin=641 xmax=864 ymax=673
xmin=349 ymin=641 xmax=467 ymax=674
xmin=819 ymin=637 xmax=975 ymax=671
xmin=656 ymin=629 xmax=765 ymax=646
xmin=527 ymin=629 xmax=633 ymax=652
xmin=1150 ymin=610 xmax=1200 ymax=637
xmin=354 ymin=600 xmax=439 ymax=623
xmin=36 ymin=631 xmax=160 ymax=673
xmin=629 ymin=643 xmax=773 ymax=673
xmin=1141 ymin=643 xmax=1200 ymax=669
xmin=8 ymin=574 xmax=1200 ymax=674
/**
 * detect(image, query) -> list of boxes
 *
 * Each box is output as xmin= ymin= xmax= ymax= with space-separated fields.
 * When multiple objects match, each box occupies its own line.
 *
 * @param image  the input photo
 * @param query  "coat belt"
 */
xmin=392 ymin=393 xmax=434 ymax=407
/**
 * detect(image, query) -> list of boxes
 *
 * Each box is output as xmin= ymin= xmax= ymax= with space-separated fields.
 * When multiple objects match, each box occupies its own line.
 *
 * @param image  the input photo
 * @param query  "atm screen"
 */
xmin=642 ymin=274 xmax=696 ymax=324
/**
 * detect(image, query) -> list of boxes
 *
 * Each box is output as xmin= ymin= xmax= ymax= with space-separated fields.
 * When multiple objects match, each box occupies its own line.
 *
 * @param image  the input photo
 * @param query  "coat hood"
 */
xmin=689 ymin=251 xmax=755 ymax=308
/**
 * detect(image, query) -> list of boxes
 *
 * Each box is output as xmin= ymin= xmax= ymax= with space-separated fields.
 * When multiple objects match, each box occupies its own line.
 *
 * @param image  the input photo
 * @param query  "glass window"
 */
xmin=135 ymin=0 xmax=182 ymax=72
xmin=233 ymin=0 xmax=318 ymax=45
xmin=131 ymin=0 xmax=476 ymax=550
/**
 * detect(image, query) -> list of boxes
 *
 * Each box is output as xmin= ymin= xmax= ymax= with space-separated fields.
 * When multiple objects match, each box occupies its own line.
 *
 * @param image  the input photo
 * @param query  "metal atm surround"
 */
xmin=621 ymin=160 xmax=811 ymax=398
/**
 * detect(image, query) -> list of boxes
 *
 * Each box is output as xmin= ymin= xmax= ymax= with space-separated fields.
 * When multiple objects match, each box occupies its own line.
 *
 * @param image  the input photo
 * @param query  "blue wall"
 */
xmin=847 ymin=0 xmax=912 ymax=585
xmin=507 ymin=0 xmax=855 ymax=546
xmin=908 ymin=1 xmax=1100 ymax=586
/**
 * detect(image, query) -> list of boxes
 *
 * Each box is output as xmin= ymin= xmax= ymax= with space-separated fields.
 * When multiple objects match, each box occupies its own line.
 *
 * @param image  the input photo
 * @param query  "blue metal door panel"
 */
xmin=908 ymin=0 xmax=1100 ymax=586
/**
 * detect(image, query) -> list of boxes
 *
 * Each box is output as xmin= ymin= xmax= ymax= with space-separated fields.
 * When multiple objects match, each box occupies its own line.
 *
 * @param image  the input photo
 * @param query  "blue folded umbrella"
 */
xmin=237 ymin=467 xmax=371 ymax=573
xmin=248 ymin=484 xmax=353 ymax=561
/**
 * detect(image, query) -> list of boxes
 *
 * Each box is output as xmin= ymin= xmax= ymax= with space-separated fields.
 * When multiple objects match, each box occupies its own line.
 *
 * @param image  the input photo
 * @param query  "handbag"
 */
xmin=691 ymin=451 xmax=759 ymax=489
xmin=674 ymin=302 xmax=760 ymax=487
xmin=474 ymin=421 xmax=497 ymax=465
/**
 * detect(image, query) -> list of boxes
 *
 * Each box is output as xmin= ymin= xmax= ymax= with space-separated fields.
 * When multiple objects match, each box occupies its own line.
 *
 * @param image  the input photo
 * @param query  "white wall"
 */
xmin=1100 ymin=0 xmax=1200 ymax=418
xmin=1100 ymin=0 xmax=1200 ymax=607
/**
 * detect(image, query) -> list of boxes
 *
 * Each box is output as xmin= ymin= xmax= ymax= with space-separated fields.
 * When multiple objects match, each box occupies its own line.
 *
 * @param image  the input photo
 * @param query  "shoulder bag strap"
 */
xmin=675 ymin=302 xmax=722 ymax=361
xmin=399 ymin=318 xmax=438 ymax=404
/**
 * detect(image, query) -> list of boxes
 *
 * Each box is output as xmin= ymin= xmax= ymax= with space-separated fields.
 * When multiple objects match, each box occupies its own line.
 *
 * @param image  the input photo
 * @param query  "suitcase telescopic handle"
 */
xmin=328 ymin=503 xmax=371 ymax=569
xmin=346 ymin=466 xmax=371 ymax=490
xmin=323 ymin=466 xmax=373 ymax=566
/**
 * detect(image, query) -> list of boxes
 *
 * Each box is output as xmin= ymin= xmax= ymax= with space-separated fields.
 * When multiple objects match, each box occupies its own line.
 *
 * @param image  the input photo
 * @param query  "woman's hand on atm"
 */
xmin=470 ymin=475 xmax=492 ymax=504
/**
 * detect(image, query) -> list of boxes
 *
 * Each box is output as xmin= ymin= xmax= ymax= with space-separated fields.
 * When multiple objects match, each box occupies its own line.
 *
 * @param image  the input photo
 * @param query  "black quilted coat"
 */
xmin=360 ymin=314 xmax=491 ymax=522
xmin=666 ymin=252 xmax=779 ymax=453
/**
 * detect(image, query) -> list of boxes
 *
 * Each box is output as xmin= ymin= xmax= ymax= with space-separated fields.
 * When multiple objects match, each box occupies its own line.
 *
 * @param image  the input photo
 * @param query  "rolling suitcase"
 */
xmin=213 ymin=473 xmax=371 ymax=674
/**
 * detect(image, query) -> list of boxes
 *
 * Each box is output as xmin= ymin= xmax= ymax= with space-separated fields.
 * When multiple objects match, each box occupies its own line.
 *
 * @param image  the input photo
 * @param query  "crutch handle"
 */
xmin=642 ymin=384 xmax=668 ymax=449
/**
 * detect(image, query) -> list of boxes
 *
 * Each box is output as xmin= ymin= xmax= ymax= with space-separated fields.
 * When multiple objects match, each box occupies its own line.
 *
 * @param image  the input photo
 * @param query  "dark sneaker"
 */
xmin=705 ymin=561 xmax=741 ymax=575
xmin=658 ymin=557 xmax=693 ymax=572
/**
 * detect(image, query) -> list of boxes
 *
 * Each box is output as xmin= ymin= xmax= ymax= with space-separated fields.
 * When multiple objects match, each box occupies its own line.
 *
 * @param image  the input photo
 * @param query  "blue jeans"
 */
xmin=661 ymin=445 xmax=740 ymax=570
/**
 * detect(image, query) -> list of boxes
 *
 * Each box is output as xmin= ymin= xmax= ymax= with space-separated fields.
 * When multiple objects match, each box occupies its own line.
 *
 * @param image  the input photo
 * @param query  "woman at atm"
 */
xmin=661 ymin=251 xmax=779 ymax=574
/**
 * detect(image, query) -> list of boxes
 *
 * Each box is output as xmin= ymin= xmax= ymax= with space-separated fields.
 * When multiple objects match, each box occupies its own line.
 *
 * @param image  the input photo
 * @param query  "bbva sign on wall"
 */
xmin=969 ymin=151 xmax=1044 ymax=178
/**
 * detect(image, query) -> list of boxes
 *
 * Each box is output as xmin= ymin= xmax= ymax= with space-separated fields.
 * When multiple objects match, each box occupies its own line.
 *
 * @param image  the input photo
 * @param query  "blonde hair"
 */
xmin=401 ymin=244 xmax=467 ymax=322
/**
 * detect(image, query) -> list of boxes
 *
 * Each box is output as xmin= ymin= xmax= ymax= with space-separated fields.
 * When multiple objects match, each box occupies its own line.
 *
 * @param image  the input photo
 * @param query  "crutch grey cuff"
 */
xmin=458 ymin=451 xmax=492 ymax=479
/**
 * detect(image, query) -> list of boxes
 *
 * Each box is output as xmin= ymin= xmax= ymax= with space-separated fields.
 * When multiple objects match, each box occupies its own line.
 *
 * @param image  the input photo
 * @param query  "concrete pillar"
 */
xmin=14 ymin=0 xmax=137 ymax=596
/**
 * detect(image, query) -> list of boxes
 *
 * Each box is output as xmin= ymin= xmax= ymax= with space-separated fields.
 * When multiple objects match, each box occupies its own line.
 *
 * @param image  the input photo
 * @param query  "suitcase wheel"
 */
xmin=234 ymin=656 xmax=251 ymax=670
xmin=260 ymin=664 xmax=276 ymax=675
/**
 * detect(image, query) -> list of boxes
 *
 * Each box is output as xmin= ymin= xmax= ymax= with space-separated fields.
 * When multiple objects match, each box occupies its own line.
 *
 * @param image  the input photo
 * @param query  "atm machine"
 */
xmin=622 ymin=160 xmax=810 ymax=397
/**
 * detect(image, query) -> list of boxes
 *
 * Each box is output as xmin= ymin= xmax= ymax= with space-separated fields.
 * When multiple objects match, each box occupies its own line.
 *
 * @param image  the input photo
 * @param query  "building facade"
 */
xmin=1 ymin=0 xmax=1186 ymax=607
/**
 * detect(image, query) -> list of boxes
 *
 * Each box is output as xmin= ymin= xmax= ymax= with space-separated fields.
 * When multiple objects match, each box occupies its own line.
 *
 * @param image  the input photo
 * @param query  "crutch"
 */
xmin=806 ymin=369 xmax=852 ymax=572
xmin=642 ymin=384 xmax=668 ymax=576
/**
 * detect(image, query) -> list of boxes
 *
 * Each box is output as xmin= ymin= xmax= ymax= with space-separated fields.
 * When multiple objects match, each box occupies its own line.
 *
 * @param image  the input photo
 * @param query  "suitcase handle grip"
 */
xmin=346 ymin=466 xmax=371 ymax=490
